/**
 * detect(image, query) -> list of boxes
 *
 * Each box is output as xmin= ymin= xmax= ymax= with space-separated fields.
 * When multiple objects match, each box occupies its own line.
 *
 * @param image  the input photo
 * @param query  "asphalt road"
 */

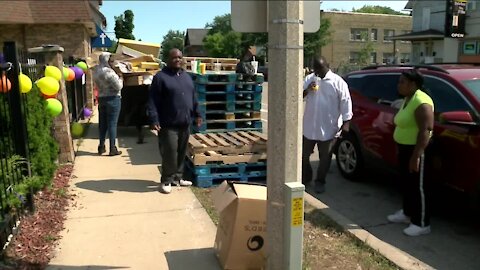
xmin=261 ymin=81 xmax=480 ymax=270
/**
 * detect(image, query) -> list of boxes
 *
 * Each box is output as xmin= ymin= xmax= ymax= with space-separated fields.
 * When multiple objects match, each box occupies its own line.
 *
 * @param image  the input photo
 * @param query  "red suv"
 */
xmin=336 ymin=64 xmax=480 ymax=202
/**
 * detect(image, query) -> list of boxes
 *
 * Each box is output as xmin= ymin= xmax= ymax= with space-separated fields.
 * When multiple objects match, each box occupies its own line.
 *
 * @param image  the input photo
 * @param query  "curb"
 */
xmin=304 ymin=193 xmax=435 ymax=270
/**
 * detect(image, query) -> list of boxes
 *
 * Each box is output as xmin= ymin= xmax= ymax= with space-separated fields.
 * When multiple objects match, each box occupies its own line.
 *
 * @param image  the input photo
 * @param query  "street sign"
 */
xmin=91 ymin=24 xmax=113 ymax=48
xmin=231 ymin=0 xmax=320 ymax=33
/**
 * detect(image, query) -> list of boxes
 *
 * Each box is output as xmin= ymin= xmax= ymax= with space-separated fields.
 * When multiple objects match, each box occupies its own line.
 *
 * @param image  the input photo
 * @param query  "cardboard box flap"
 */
xmin=232 ymin=182 xmax=267 ymax=200
xmin=212 ymin=181 xmax=238 ymax=213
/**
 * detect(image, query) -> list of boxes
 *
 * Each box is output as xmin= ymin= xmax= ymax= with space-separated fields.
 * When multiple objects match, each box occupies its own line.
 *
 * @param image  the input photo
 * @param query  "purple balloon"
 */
xmin=83 ymin=107 xmax=92 ymax=118
xmin=71 ymin=66 xmax=84 ymax=79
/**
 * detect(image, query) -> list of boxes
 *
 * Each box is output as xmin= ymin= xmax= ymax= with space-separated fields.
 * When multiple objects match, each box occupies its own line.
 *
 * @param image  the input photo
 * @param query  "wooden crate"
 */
xmin=188 ymin=131 xmax=267 ymax=155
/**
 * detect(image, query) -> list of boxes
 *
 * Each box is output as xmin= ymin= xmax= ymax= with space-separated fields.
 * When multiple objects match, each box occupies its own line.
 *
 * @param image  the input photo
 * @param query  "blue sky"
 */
xmin=100 ymin=1 xmax=408 ymax=44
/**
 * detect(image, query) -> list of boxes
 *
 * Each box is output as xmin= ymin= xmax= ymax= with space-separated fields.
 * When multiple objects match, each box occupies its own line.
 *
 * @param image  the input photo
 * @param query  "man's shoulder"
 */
xmin=304 ymin=73 xmax=315 ymax=81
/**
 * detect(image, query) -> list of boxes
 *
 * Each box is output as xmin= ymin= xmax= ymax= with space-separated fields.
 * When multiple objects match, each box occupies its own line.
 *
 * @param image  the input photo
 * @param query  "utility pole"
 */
xmin=267 ymin=1 xmax=304 ymax=269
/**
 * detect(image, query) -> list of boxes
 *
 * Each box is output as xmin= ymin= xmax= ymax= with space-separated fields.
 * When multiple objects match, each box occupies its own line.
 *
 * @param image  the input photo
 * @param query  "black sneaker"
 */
xmin=109 ymin=146 xmax=122 ymax=156
xmin=315 ymin=182 xmax=325 ymax=194
xmin=98 ymin=145 xmax=106 ymax=155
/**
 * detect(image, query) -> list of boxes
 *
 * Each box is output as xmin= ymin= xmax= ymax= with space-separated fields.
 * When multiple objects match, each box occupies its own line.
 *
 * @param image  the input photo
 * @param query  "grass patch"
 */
xmin=191 ymin=186 xmax=399 ymax=270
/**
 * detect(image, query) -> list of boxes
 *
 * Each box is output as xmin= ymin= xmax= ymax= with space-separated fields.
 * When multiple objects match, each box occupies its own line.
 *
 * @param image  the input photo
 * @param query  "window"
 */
xmin=370 ymin=52 xmax=377 ymax=64
xmin=423 ymin=77 xmax=471 ymax=115
xmin=400 ymin=53 xmax=410 ymax=63
xmin=400 ymin=30 xmax=411 ymax=43
xmin=347 ymin=74 xmax=401 ymax=103
xmin=383 ymin=29 xmax=395 ymax=42
xmin=371 ymin=29 xmax=378 ymax=41
xmin=463 ymin=79 xmax=480 ymax=100
xmin=467 ymin=0 xmax=478 ymax=10
xmin=383 ymin=53 xmax=394 ymax=64
xmin=350 ymin=28 xmax=368 ymax=41
xmin=349 ymin=52 xmax=360 ymax=63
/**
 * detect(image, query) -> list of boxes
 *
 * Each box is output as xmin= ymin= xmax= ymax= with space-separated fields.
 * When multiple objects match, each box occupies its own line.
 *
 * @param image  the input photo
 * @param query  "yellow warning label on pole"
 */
xmin=291 ymin=197 xmax=303 ymax=226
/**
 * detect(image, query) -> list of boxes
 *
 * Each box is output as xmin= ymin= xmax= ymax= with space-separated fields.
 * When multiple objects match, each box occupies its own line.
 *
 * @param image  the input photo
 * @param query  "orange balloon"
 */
xmin=0 ymin=75 xmax=12 ymax=93
xmin=42 ymin=93 xmax=57 ymax=99
xmin=66 ymin=68 xmax=75 ymax=81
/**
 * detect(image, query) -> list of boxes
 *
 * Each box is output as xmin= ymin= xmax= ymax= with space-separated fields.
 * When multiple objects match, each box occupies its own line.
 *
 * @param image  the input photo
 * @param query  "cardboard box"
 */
xmin=212 ymin=181 xmax=267 ymax=270
xmin=123 ymin=75 xmax=143 ymax=86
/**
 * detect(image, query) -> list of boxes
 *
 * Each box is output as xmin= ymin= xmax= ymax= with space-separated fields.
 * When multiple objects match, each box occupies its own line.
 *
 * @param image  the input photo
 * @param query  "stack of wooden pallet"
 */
xmin=185 ymin=131 xmax=267 ymax=188
xmin=189 ymin=72 xmax=264 ymax=133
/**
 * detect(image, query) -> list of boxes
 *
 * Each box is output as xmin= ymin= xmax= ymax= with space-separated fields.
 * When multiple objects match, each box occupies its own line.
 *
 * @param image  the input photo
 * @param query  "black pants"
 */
xmin=158 ymin=126 xmax=190 ymax=184
xmin=302 ymin=136 xmax=336 ymax=184
xmin=398 ymin=144 xmax=430 ymax=227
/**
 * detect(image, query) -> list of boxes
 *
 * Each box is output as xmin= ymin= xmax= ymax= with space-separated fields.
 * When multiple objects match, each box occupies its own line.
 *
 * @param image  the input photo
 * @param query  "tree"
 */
xmin=357 ymin=32 xmax=375 ymax=66
xmin=160 ymin=30 xmax=185 ymax=61
xmin=114 ymin=10 xmax=135 ymax=40
xmin=305 ymin=18 xmax=333 ymax=66
xmin=352 ymin=5 xmax=405 ymax=15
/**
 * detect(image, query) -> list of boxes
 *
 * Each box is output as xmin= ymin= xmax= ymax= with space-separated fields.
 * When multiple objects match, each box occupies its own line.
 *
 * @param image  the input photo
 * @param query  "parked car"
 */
xmin=336 ymin=64 xmax=480 ymax=204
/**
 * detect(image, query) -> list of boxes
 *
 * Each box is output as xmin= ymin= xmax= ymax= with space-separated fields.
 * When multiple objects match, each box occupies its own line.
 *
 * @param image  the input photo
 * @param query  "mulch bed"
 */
xmin=1 ymin=164 xmax=74 ymax=270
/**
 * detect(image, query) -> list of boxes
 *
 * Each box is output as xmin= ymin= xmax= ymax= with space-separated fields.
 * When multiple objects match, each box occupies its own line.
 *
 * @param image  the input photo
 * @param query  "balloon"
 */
xmin=45 ymin=66 xmax=62 ymax=81
xmin=83 ymin=107 xmax=92 ymax=118
xmin=66 ymin=68 xmax=75 ymax=81
xmin=0 ymin=75 xmax=12 ymax=93
xmin=45 ymin=98 xmax=62 ymax=117
xmin=18 ymin=73 xmax=32 ymax=93
xmin=75 ymin=61 xmax=88 ymax=72
xmin=71 ymin=122 xmax=84 ymax=137
xmin=41 ymin=93 xmax=57 ymax=99
xmin=71 ymin=66 xmax=84 ymax=79
xmin=36 ymin=77 xmax=59 ymax=96
xmin=63 ymin=67 xmax=70 ymax=80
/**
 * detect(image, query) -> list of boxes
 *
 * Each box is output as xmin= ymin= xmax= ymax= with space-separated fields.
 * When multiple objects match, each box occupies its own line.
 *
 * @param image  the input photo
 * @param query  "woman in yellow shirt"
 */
xmin=387 ymin=70 xmax=434 ymax=236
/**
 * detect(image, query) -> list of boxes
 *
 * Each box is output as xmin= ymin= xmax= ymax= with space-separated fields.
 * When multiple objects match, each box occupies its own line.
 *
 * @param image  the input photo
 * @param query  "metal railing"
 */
xmin=65 ymin=56 xmax=88 ymax=122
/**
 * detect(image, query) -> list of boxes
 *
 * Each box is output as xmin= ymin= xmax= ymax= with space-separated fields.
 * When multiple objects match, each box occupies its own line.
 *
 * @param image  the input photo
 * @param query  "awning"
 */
xmin=387 ymin=29 xmax=445 ymax=41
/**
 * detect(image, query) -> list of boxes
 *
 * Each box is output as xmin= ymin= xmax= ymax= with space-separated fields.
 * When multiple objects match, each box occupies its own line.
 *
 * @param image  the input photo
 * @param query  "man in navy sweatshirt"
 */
xmin=147 ymin=48 xmax=202 ymax=194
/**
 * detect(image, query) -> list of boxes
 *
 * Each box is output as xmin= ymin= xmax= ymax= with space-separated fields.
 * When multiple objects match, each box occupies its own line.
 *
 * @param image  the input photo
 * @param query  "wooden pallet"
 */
xmin=188 ymin=131 xmax=267 ymax=155
xmin=188 ymin=151 xmax=267 ymax=165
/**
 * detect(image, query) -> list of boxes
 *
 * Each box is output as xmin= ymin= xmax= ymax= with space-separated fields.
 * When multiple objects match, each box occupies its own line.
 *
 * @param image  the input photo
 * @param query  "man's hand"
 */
xmin=196 ymin=117 xmax=203 ymax=128
xmin=150 ymin=124 xmax=161 ymax=131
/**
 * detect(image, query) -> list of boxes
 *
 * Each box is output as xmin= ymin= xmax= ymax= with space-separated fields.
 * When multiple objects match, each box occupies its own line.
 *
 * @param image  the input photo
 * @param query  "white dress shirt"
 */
xmin=303 ymin=70 xmax=353 ymax=141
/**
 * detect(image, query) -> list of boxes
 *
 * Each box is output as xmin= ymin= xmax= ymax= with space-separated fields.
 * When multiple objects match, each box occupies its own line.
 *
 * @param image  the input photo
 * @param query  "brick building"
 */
xmin=0 ymin=0 xmax=107 ymax=108
xmin=320 ymin=11 xmax=412 ymax=73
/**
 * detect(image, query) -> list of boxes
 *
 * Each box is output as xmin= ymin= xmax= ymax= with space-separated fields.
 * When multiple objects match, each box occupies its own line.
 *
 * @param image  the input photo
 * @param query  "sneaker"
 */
xmin=387 ymin=209 xmax=411 ymax=224
xmin=403 ymin=224 xmax=431 ymax=236
xmin=109 ymin=146 xmax=122 ymax=156
xmin=178 ymin=179 xmax=193 ymax=187
xmin=98 ymin=145 xmax=106 ymax=155
xmin=315 ymin=182 xmax=325 ymax=194
xmin=158 ymin=183 xmax=172 ymax=194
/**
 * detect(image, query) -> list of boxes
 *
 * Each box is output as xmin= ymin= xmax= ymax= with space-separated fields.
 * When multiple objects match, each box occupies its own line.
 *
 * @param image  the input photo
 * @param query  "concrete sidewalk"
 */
xmin=48 ymin=112 xmax=220 ymax=270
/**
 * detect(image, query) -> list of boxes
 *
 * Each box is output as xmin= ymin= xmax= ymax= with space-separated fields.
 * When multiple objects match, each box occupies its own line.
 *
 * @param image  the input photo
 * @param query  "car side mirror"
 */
xmin=439 ymin=111 xmax=478 ymax=126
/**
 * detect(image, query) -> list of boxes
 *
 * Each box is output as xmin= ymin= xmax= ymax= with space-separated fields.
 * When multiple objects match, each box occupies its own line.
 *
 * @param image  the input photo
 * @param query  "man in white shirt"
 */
xmin=302 ymin=56 xmax=353 ymax=193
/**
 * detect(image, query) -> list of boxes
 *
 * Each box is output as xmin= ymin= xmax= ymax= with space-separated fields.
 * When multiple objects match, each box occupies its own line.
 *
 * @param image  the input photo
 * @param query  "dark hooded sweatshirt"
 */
xmin=147 ymin=67 xmax=200 ymax=128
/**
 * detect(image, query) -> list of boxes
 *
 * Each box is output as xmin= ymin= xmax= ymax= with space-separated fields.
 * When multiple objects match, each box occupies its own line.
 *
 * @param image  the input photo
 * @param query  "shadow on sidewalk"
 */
xmin=47 ymin=265 xmax=128 ymax=270
xmin=165 ymin=248 xmax=220 ymax=270
xmin=75 ymin=179 xmax=158 ymax=193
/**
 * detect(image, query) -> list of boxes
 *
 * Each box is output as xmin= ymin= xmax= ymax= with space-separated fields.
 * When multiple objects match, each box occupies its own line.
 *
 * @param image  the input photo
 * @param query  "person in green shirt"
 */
xmin=387 ymin=69 xmax=434 ymax=236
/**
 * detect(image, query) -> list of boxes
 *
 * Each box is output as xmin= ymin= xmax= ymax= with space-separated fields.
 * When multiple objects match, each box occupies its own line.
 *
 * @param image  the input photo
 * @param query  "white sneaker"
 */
xmin=403 ymin=224 xmax=431 ymax=236
xmin=158 ymin=183 xmax=172 ymax=194
xmin=387 ymin=209 xmax=410 ymax=224
xmin=178 ymin=179 xmax=193 ymax=187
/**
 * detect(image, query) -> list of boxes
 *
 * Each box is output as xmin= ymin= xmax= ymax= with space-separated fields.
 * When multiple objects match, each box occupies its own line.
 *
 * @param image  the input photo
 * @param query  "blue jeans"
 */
xmin=98 ymin=96 xmax=121 ymax=149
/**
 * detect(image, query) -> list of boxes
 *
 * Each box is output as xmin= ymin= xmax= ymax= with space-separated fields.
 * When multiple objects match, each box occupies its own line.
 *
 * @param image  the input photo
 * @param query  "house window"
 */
xmin=400 ymin=53 xmax=411 ymax=63
xmin=370 ymin=52 xmax=377 ymax=64
xmin=383 ymin=53 xmax=394 ymax=64
xmin=467 ymin=0 xmax=478 ymax=10
xmin=350 ymin=52 xmax=360 ymax=63
xmin=350 ymin=28 xmax=368 ymax=41
xmin=371 ymin=29 xmax=378 ymax=41
xmin=400 ymin=30 xmax=411 ymax=43
xmin=384 ymin=29 xmax=395 ymax=43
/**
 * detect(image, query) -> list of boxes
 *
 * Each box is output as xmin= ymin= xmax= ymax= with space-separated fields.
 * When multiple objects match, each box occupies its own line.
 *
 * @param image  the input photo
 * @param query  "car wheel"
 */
xmin=335 ymin=133 xmax=364 ymax=180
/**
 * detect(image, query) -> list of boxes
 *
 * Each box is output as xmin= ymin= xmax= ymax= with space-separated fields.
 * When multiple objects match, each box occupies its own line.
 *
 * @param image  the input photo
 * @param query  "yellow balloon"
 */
xmin=71 ymin=122 xmax=84 ymax=137
xmin=36 ymin=77 xmax=60 ymax=96
xmin=18 ymin=73 xmax=32 ymax=93
xmin=45 ymin=66 xmax=62 ymax=81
